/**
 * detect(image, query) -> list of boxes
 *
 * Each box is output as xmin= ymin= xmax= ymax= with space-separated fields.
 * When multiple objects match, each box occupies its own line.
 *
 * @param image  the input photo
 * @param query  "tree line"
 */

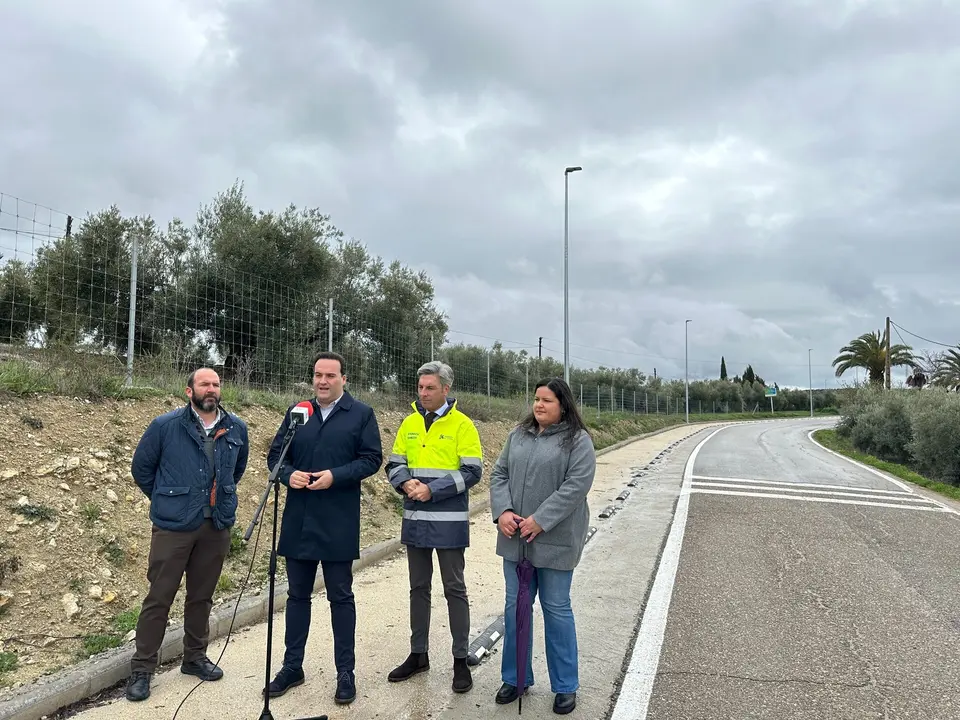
xmin=0 ymin=183 xmax=836 ymax=408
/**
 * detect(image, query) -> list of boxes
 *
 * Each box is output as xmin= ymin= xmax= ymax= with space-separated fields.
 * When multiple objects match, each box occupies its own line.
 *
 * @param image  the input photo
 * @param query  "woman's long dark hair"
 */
xmin=519 ymin=377 xmax=590 ymax=448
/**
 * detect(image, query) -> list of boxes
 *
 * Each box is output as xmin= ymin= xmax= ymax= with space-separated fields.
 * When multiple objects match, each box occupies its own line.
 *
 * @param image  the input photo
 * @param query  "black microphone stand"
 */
xmin=245 ymin=415 xmax=327 ymax=720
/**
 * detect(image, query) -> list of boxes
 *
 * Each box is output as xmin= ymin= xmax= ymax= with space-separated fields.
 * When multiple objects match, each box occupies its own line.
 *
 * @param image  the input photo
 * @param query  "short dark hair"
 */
xmin=311 ymin=351 xmax=346 ymax=376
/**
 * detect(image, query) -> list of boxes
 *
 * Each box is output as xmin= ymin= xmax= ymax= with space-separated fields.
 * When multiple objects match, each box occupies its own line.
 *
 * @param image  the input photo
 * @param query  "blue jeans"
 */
xmin=501 ymin=560 xmax=578 ymax=694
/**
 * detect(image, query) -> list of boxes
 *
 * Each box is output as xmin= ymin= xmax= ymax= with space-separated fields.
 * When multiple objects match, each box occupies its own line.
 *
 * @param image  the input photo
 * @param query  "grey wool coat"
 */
xmin=489 ymin=422 xmax=597 ymax=571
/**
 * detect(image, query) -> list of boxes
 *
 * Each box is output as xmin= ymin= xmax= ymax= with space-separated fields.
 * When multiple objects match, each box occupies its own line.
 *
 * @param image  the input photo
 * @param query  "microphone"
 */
xmin=290 ymin=401 xmax=314 ymax=426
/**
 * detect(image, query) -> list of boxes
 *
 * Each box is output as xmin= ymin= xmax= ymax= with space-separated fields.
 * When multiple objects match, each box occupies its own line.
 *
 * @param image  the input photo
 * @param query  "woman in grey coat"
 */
xmin=489 ymin=377 xmax=597 ymax=715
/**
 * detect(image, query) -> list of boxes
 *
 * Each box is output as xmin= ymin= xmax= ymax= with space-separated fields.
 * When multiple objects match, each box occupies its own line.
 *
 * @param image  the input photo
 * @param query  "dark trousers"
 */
xmin=131 ymin=521 xmax=231 ymax=673
xmin=407 ymin=546 xmax=470 ymax=658
xmin=283 ymin=558 xmax=355 ymax=674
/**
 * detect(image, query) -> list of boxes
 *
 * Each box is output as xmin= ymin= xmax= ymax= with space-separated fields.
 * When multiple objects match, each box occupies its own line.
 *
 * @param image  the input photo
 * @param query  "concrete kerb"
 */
xmin=0 ymin=416 xmax=804 ymax=720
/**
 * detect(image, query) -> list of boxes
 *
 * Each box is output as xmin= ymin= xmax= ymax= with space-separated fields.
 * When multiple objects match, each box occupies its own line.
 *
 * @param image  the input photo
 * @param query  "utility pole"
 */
xmin=885 ymin=316 xmax=892 ymax=390
xmin=808 ymin=348 xmax=813 ymax=417
xmin=684 ymin=320 xmax=691 ymax=423
xmin=563 ymin=165 xmax=582 ymax=384
xmin=538 ymin=336 xmax=542 ymax=359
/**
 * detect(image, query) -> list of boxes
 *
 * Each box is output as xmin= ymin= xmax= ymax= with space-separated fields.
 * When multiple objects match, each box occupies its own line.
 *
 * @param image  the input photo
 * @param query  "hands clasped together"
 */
xmin=400 ymin=478 xmax=433 ymax=502
xmin=289 ymin=469 xmax=334 ymax=490
xmin=497 ymin=510 xmax=542 ymax=543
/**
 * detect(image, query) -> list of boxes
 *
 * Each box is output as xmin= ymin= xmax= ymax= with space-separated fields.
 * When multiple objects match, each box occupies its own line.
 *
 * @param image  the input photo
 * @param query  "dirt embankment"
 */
xmin=0 ymin=394 xmax=515 ymax=693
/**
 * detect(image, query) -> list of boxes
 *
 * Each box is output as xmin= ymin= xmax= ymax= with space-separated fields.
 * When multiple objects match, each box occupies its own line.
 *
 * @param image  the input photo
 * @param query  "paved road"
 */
xmin=612 ymin=419 xmax=960 ymax=720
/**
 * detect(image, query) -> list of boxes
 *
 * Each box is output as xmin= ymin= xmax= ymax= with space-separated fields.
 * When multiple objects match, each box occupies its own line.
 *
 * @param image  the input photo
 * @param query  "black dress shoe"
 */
xmin=553 ymin=692 xmax=577 ymax=714
xmin=264 ymin=666 xmax=305 ymax=697
xmin=335 ymin=671 xmax=356 ymax=704
xmin=125 ymin=671 xmax=152 ymax=702
xmin=388 ymin=652 xmax=429 ymax=681
xmin=452 ymin=657 xmax=472 ymax=693
xmin=181 ymin=656 xmax=224 ymax=681
xmin=495 ymin=682 xmax=528 ymax=704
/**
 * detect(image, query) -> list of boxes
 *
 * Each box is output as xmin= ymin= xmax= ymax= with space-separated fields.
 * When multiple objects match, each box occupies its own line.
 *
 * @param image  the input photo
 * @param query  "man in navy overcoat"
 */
xmin=264 ymin=351 xmax=383 ymax=705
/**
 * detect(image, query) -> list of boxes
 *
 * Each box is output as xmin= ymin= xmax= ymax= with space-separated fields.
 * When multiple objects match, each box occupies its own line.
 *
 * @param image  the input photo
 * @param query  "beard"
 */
xmin=191 ymin=394 xmax=218 ymax=412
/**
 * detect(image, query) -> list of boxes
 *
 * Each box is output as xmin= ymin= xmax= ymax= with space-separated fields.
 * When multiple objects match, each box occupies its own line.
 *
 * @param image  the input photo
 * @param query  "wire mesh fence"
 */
xmin=0 ymin=191 xmax=837 ymax=416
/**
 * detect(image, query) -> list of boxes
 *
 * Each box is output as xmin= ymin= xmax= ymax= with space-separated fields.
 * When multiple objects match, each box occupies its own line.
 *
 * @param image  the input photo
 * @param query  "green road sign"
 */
xmin=765 ymin=386 xmax=777 ymax=397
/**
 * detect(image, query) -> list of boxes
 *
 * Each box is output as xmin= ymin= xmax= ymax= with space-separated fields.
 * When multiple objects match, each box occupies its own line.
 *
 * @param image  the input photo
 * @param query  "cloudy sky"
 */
xmin=3 ymin=0 xmax=959 ymax=390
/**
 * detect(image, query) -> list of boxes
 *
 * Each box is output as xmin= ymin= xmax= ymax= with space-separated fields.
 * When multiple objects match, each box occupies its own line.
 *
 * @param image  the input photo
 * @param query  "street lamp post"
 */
xmin=808 ymin=348 xmax=814 ymax=417
xmin=685 ymin=319 xmax=691 ymax=423
xmin=563 ymin=165 xmax=582 ymax=384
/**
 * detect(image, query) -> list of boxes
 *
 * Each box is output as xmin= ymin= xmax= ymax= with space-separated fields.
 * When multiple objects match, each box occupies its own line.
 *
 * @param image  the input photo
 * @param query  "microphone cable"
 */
xmin=169 ymin=496 xmax=269 ymax=720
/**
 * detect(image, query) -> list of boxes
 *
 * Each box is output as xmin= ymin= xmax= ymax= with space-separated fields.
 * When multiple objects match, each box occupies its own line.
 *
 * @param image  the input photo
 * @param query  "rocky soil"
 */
xmin=0 ymin=393 xmax=514 ymax=694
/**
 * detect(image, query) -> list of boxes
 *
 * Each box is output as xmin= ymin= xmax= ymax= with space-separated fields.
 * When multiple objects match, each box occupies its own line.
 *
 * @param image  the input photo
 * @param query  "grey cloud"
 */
xmin=3 ymin=0 xmax=960 ymax=391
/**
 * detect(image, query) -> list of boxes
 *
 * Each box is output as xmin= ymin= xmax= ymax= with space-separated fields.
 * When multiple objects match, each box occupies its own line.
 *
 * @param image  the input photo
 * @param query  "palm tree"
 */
xmin=932 ymin=348 xmax=960 ymax=392
xmin=832 ymin=330 xmax=916 ymax=384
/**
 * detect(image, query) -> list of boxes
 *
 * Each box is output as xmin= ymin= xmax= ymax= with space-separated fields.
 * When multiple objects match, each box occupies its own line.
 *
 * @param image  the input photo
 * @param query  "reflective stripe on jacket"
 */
xmin=385 ymin=398 xmax=483 ymax=548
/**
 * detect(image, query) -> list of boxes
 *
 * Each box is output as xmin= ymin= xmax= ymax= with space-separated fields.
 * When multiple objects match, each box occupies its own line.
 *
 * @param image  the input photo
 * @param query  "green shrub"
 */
xmin=907 ymin=392 xmax=960 ymax=485
xmin=848 ymin=396 xmax=912 ymax=463
xmin=838 ymin=386 xmax=960 ymax=485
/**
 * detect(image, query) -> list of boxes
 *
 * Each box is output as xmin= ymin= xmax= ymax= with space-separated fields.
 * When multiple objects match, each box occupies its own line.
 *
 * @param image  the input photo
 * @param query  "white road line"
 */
xmin=691 ymin=474 xmax=914 ymax=496
xmin=690 ymin=487 xmax=948 ymax=512
xmin=806 ymin=429 xmax=960 ymax=516
xmin=609 ymin=425 xmax=730 ymax=720
xmin=690 ymin=481 xmax=936 ymax=504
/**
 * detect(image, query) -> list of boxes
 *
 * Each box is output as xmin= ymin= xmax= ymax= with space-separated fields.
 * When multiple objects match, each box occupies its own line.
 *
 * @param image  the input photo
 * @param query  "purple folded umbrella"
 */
xmin=515 ymin=540 xmax=535 ymax=714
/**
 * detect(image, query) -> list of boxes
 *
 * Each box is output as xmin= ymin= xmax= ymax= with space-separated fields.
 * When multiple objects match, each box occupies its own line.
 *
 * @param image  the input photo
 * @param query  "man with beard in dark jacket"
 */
xmin=126 ymin=367 xmax=249 ymax=702
xmin=264 ymin=351 xmax=383 ymax=706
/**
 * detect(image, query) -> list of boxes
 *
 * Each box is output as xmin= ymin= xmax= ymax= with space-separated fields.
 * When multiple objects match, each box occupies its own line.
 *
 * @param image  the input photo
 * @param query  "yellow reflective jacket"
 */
xmin=385 ymin=398 xmax=483 ymax=548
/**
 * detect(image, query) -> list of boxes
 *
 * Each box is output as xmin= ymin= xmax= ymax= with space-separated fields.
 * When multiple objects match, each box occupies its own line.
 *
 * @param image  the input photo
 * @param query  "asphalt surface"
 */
xmin=633 ymin=419 xmax=960 ymax=720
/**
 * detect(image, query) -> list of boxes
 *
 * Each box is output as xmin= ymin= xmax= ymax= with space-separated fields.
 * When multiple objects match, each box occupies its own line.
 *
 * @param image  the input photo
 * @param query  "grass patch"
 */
xmin=101 ymin=539 xmax=127 ymax=566
xmin=227 ymin=527 xmax=245 ymax=558
xmin=78 ymin=608 xmax=140 ymax=658
xmin=0 ymin=651 xmax=18 ymax=674
xmin=216 ymin=574 xmax=235 ymax=593
xmin=11 ymin=503 xmax=56 ymax=521
xmin=113 ymin=607 xmax=139 ymax=634
xmin=813 ymin=428 xmax=960 ymax=502
xmin=80 ymin=503 xmax=101 ymax=526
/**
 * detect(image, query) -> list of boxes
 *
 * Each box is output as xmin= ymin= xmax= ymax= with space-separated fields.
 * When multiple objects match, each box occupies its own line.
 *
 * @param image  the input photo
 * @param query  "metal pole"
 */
xmin=525 ymin=359 xmax=529 ymax=405
xmin=579 ymin=383 xmax=583 ymax=407
xmin=486 ymin=351 xmax=491 ymax=400
xmin=327 ymin=297 xmax=333 ymax=351
xmin=563 ymin=166 xmax=581 ymax=383
xmin=125 ymin=233 xmax=139 ymax=388
xmin=685 ymin=319 xmax=691 ymax=423
xmin=431 ymin=333 xmax=435 ymax=361
xmin=808 ymin=348 xmax=814 ymax=417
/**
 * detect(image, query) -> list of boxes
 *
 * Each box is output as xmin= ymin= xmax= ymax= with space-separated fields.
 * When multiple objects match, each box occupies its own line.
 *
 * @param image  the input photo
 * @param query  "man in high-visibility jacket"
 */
xmin=385 ymin=360 xmax=483 ymax=694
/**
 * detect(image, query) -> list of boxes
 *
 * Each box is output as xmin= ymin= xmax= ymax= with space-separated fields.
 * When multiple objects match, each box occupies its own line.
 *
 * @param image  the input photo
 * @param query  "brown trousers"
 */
xmin=131 ymin=520 xmax=231 ymax=673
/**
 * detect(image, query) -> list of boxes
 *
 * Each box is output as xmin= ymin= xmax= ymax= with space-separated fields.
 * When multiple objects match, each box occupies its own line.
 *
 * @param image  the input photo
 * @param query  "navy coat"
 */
xmin=131 ymin=403 xmax=249 ymax=532
xmin=267 ymin=392 xmax=383 ymax=562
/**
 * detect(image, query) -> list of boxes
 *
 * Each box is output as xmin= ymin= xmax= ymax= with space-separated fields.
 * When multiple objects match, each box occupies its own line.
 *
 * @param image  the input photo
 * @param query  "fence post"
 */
xmin=327 ymin=297 xmax=333 ymax=351
xmin=486 ymin=351 xmax=491 ymax=406
xmin=125 ymin=233 xmax=139 ymax=388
